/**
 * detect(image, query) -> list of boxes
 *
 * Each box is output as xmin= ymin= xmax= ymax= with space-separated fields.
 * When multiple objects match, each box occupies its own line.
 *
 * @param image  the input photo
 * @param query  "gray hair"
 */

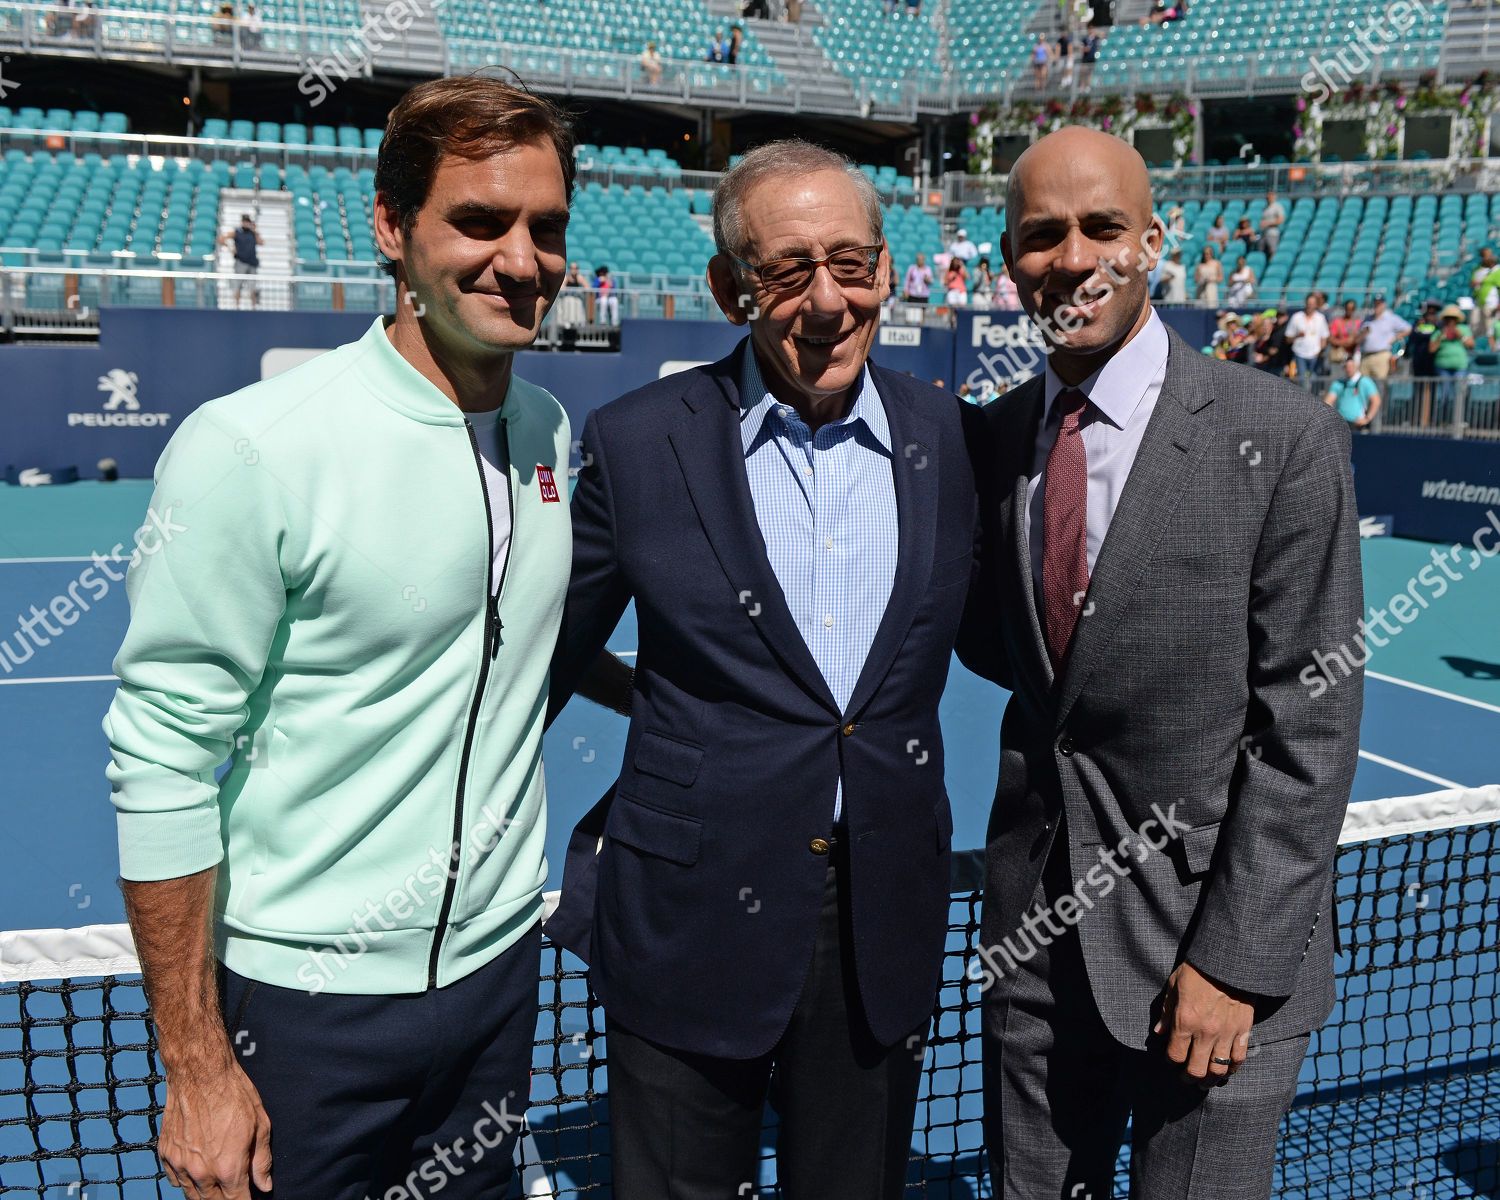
xmin=712 ymin=139 xmax=883 ymax=262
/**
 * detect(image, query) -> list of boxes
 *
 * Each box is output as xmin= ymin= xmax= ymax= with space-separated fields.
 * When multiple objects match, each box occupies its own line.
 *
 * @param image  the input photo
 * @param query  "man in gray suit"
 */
xmin=958 ymin=128 xmax=1364 ymax=1198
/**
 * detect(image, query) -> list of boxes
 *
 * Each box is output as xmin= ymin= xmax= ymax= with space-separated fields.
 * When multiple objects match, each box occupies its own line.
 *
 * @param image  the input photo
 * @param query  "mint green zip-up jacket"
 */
xmin=104 ymin=317 xmax=572 ymax=995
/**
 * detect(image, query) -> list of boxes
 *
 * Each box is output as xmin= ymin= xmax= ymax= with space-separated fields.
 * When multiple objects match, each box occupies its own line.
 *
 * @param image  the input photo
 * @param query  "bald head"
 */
xmin=1006 ymin=127 xmax=1154 ymax=230
xmin=1000 ymin=125 xmax=1163 ymax=383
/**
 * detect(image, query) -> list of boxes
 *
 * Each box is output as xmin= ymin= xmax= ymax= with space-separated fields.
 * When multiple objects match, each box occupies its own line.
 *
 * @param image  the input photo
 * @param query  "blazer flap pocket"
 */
xmin=608 ymin=795 xmax=702 ymax=866
xmin=632 ymin=731 xmax=705 ymax=787
xmin=930 ymin=553 xmax=972 ymax=588
xmin=1180 ymin=820 xmax=1221 ymax=878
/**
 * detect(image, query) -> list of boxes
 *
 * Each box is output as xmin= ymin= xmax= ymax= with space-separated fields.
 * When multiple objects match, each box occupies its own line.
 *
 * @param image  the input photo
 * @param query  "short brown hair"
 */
xmin=375 ymin=75 xmax=576 ymax=280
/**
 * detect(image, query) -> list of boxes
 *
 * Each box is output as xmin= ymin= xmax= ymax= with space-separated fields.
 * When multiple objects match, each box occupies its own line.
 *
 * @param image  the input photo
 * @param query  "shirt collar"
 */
xmin=1042 ymin=307 xmax=1168 ymax=431
xmin=353 ymin=317 xmax=515 ymax=427
xmin=738 ymin=340 xmax=891 ymax=455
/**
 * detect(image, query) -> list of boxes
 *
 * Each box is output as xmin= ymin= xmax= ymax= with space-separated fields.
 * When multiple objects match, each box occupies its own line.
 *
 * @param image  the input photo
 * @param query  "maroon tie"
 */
xmin=1042 ymin=387 xmax=1091 ymax=670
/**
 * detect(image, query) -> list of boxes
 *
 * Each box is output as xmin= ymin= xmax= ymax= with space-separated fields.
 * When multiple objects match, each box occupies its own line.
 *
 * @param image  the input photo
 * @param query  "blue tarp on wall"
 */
xmin=1351 ymin=433 xmax=1500 ymax=544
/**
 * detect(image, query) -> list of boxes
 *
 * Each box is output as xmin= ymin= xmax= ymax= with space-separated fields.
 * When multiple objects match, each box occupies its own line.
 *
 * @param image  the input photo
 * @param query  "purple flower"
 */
xmin=1188 ymin=102 xmax=1199 ymax=116
xmin=1035 ymin=112 xmax=1046 ymax=127
xmin=970 ymin=111 xmax=980 ymax=126
xmin=1395 ymin=95 xmax=1406 ymax=110
xmin=1102 ymin=115 xmax=1113 ymax=130
xmin=1460 ymin=92 xmax=1472 ymax=107
xmin=1293 ymin=124 xmax=1303 ymax=139
xmin=1295 ymin=96 xmax=1306 ymax=112
xmin=1386 ymin=123 xmax=1397 ymax=136
xmin=968 ymin=139 xmax=977 ymax=152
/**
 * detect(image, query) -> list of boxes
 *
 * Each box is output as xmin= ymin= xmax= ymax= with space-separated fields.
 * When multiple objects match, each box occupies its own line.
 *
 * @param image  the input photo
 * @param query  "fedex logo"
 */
xmin=970 ymin=315 xmax=1046 ymax=350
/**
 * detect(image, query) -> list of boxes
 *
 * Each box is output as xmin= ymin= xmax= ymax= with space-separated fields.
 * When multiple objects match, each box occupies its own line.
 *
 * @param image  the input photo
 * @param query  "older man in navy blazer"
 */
xmin=547 ymin=139 xmax=977 ymax=1198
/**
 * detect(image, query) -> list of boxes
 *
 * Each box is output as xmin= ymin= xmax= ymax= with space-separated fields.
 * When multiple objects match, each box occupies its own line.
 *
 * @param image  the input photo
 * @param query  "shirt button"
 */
xmin=824 ymin=614 xmax=834 ymax=628
xmin=805 ymin=466 xmax=814 ymax=477
xmin=825 ymin=537 xmax=833 ymax=550
xmin=1058 ymin=735 xmax=1076 ymax=757
xmin=842 ymin=722 xmax=856 ymax=737
xmin=809 ymin=837 xmax=831 ymax=856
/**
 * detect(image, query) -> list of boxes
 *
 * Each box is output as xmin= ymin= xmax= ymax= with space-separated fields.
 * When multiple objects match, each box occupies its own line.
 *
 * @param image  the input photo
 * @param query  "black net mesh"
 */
xmin=3 ymin=820 xmax=1496 ymax=1197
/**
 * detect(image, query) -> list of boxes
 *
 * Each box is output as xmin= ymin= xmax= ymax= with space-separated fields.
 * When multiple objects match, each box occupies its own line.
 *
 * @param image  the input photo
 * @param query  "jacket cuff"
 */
xmin=116 ymin=806 xmax=226 ymax=882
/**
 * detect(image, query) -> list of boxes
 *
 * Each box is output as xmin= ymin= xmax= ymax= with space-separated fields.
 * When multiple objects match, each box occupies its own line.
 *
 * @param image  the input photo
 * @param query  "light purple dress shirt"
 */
xmin=1025 ymin=308 xmax=1170 ymax=590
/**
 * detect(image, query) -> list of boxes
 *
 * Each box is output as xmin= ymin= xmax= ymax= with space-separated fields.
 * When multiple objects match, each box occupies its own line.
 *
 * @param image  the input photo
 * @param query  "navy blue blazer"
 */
xmin=546 ymin=338 xmax=977 ymax=1059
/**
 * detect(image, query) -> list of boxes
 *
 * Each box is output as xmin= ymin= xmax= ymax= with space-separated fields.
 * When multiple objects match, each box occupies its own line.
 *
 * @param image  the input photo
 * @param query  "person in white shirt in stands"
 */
xmin=948 ymin=227 xmax=978 ymax=262
xmin=1157 ymin=248 xmax=1187 ymax=304
xmin=1258 ymin=190 xmax=1286 ymax=256
xmin=639 ymin=40 xmax=663 ymax=84
xmin=903 ymin=252 xmax=933 ymax=302
xmin=1286 ymin=293 xmax=1330 ymax=390
xmin=1358 ymin=293 xmax=1412 ymax=403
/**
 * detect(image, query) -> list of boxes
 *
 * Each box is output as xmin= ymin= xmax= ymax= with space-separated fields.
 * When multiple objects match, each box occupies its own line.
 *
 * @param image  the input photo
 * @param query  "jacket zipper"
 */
xmin=427 ymin=417 xmax=516 ymax=989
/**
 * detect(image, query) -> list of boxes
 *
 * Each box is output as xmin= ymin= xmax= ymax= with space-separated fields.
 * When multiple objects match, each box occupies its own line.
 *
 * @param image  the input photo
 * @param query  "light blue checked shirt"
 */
xmin=739 ymin=345 xmax=899 ymax=823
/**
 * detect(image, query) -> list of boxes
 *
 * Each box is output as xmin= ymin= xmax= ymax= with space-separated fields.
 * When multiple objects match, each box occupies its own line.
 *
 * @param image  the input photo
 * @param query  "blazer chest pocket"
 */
xmin=632 ymin=731 xmax=704 ymax=787
xmin=607 ymin=794 xmax=703 ymax=866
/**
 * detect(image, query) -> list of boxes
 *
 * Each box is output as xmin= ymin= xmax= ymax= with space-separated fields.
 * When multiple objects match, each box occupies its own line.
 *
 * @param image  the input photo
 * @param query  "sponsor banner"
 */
xmin=3 ymin=312 xmax=963 ymax=479
xmin=1352 ymin=434 xmax=1500 ymax=544
xmin=952 ymin=307 xmax=1216 ymax=396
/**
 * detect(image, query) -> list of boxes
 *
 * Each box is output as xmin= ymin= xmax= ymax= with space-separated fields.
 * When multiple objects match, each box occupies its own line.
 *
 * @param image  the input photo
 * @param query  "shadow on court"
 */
xmin=1441 ymin=1139 xmax=1500 ymax=1199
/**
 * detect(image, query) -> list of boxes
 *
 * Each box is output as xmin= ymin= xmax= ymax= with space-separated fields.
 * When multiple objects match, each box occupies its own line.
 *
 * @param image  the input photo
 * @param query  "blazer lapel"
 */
xmin=846 ymin=374 xmax=938 ymax=719
xmin=667 ymin=343 xmax=841 ymax=716
xmin=994 ymin=379 xmax=1053 ymax=696
xmin=1054 ymin=336 xmax=1215 ymax=726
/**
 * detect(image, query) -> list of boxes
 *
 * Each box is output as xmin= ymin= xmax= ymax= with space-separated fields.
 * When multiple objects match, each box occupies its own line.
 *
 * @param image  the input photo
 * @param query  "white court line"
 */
xmin=1357 ymin=749 xmax=1461 ymax=791
xmin=0 ymin=675 xmax=115 ymax=686
xmin=1367 ymin=670 xmax=1500 ymax=716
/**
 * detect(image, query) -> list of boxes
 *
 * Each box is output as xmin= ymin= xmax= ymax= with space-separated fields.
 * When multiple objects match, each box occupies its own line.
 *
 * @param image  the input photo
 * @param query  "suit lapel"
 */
xmin=994 ymin=379 xmax=1053 ymax=695
xmin=846 ymin=372 xmax=938 ymax=718
xmin=667 ymin=343 xmax=841 ymax=716
xmin=1054 ymin=336 xmax=1215 ymax=726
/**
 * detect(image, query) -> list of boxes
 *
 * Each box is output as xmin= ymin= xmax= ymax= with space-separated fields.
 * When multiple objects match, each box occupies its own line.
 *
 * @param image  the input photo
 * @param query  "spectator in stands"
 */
xmin=1430 ymin=303 xmax=1475 ymax=411
xmin=72 ymin=0 xmax=97 ymax=37
xmin=944 ymin=255 xmax=969 ymax=306
xmin=1409 ymin=299 xmax=1441 ymax=422
xmin=1056 ymin=29 xmax=1074 ymax=89
xmin=1286 ymin=293 xmax=1329 ymax=390
xmin=1157 ymin=248 xmax=1187 ymax=303
xmin=903 ymin=252 xmax=933 ymax=302
xmin=1231 ymin=214 xmax=1256 ymax=249
xmin=1165 ymin=204 xmax=1186 ymax=243
xmin=1324 ymin=354 xmax=1381 ymax=430
xmin=1226 ymin=254 xmax=1255 ymax=308
xmin=556 ymin=262 xmax=589 ymax=325
xmin=1327 ymin=298 xmax=1362 ymax=368
xmin=1078 ymin=27 xmax=1101 ymax=90
xmin=639 ymin=40 xmax=663 ymax=84
xmin=1194 ymin=245 xmax=1222 ymax=307
xmin=562 ymin=260 xmax=585 ymax=288
xmin=971 ymin=256 xmax=996 ymax=307
xmin=1358 ymin=293 xmax=1411 ymax=402
xmin=219 ymin=213 xmax=263 ymax=309
xmin=785 ymin=0 xmax=802 ymax=21
xmin=1207 ymin=214 xmax=1229 ymax=251
xmin=1144 ymin=0 xmax=1187 ymax=23
xmin=1031 ymin=34 xmax=1052 ymax=89
xmin=948 ymin=227 xmax=978 ymax=262
xmin=1471 ymin=246 xmax=1499 ymax=345
xmin=213 ymin=0 xmax=234 ymax=44
xmin=706 ymin=29 xmax=730 ymax=62
xmin=905 ymin=0 xmax=922 ymax=17
xmin=1258 ymin=190 xmax=1285 ymax=257
xmin=991 ymin=262 xmax=1020 ymax=310
xmin=592 ymin=264 xmax=619 ymax=324
xmin=742 ymin=0 xmax=770 ymax=16
xmin=1253 ymin=307 xmax=1294 ymax=375
xmin=240 ymin=1 xmax=262 ymax=48
xmin=727 ymin=25 xmax=744 ymax=64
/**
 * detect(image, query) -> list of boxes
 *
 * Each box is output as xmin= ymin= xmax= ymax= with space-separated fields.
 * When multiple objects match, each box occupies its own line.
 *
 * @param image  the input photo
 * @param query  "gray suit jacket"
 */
xmin=958 ymin=326 xmax=1364 ymax=1048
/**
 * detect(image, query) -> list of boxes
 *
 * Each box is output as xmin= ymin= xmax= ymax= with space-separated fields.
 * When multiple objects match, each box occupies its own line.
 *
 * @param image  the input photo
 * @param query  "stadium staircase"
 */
xmin=710 ymin=0 xmax=862 ymax=110
xmin=363 ymin=0 xmax=444 ymax=74
xmin=215 ymin=188 xmax=293 ymax=310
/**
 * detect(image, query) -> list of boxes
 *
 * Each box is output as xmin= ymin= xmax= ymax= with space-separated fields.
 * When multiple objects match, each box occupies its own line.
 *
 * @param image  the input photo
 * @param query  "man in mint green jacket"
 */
xmin=104 ymin=77 xmax=575 ymax=1200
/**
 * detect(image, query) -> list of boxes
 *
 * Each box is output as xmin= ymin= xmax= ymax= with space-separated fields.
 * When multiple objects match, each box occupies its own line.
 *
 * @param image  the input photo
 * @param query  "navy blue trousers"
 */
xmin=218 ymin=924 xmax=540 ymax=1200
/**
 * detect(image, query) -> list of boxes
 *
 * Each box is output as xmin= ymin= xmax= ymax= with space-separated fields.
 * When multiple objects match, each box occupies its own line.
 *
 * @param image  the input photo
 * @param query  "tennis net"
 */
xmin=3 ymin=786 xmax=1497 ymax=1198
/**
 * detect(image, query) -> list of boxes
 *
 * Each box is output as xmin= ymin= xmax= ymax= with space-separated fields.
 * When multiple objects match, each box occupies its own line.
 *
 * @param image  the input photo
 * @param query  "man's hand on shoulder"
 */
xmin=1154 ymin=960 xmax=1256 ymax=1089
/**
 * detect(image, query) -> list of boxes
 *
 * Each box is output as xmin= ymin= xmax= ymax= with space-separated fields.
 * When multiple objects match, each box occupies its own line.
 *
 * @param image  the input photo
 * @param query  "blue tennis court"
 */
xmin=2 ymin=482 xmax=1498 ymax=1197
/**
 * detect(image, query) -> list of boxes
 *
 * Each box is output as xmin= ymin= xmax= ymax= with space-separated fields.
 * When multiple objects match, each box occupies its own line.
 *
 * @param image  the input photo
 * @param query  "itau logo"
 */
xmin=67 ymin=369 xmax=173 ymax=428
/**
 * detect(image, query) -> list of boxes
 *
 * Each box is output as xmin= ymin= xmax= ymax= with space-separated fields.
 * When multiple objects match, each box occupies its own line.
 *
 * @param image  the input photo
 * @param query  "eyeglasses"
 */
xmin=729 ymin=244 xmax=883 ymax=295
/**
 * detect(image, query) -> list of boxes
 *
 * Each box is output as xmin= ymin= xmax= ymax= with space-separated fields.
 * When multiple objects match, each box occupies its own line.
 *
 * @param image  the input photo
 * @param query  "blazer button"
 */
xmin=1058 ymin=735 xmax=1075 ymax=757
xmin=842 ymin=722 xmax=856 ymax=737
xmin=809 ymin=837 xmax=831 ymax=856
